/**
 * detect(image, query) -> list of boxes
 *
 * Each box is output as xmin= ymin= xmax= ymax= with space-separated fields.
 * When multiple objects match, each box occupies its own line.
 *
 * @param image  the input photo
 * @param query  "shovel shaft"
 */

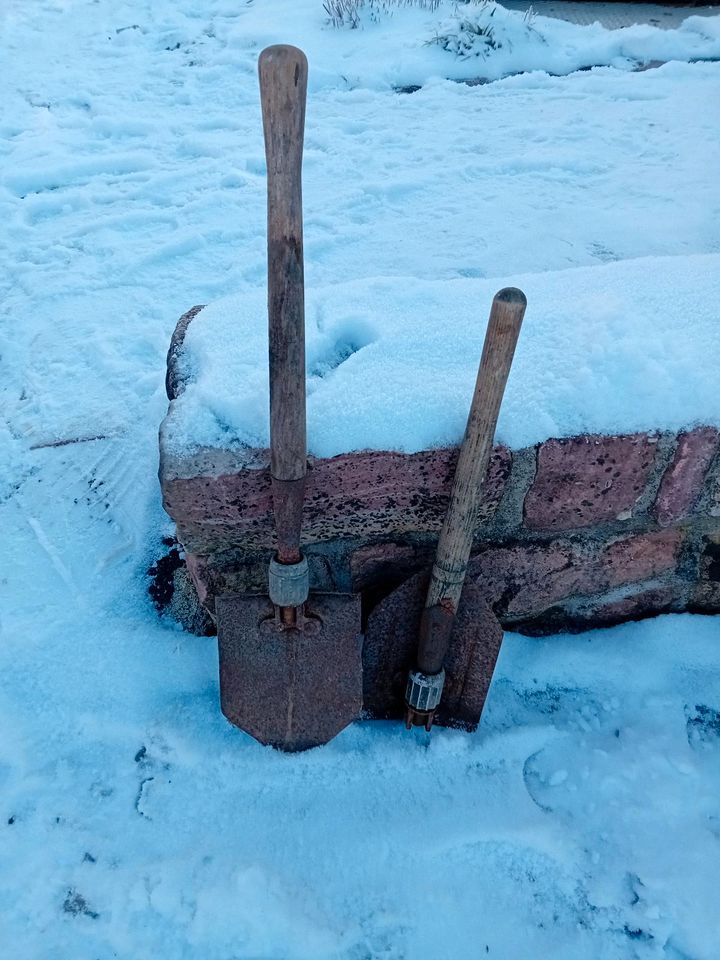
xmin=418 ymin=288 xmax=526 ymax=675
xmin=259 ymin=45 xmax=309 ymax=562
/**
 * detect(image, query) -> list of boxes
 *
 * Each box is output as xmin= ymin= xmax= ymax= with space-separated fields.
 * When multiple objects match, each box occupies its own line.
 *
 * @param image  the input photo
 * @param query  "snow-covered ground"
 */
xmin=2 ymin=1 xmax=719 ymax=957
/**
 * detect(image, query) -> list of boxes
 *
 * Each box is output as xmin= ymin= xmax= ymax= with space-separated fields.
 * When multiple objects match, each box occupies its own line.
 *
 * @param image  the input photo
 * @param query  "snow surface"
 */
xmin=167 ymin=254 xmax=720 ymax=457
xmin=154 ymin=4 xmax=720 ymax=458
xmin=2 ymin=0 xmax=720 ymax=957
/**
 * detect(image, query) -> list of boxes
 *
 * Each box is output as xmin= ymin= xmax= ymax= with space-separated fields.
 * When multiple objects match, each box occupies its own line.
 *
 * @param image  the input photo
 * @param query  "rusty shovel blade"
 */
xmin=217 ymin=592 xmax=362 ymax=752
xmin=362 ymin=570 xmax=503 ymax=731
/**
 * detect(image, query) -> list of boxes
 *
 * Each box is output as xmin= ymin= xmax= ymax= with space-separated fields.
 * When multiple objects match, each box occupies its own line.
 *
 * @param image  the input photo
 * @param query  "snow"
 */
xmin=3 ymin=581 xmax=720 ymax=957
xmin=2 ymin=0 xmax=720 ymax=957
xmin=167 ymin=254 xmax=720 ymax=457
xmin=143 ymin=0 xmax=720 ymax=90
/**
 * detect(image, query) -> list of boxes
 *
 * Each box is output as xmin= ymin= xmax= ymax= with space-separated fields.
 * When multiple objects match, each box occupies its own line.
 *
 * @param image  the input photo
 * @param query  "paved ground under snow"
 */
xmin=504 ymin=2 xmax=719 ymax=30
xmin=1 ymin=2 xmax=719 ymax=958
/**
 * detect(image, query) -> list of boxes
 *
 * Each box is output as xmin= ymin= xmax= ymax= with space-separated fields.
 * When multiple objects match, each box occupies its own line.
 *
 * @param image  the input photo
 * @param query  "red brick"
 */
xmin=350 ymin=542 xmax=421 ymax=592
xmin=654 ymin=427 xmax=720 ymax=527
xmin=166 ymin=304 xmax=205 ymax=400
xmin=468 ymin=530 xmax=684 ymax=619
xmin=164 ymin=445 xmax=511 ymax=554
xmin=185 ymin=552 xmax=210 ymax=607
xmin=692 ymin=534 xmax=720 ymax=611
xmin=524 ymin=434 xmax=659 ymax=531
xmin=598 ymin=529 xmax=684 ymax=588
xmin=468 ymin=541 xmax=596 ymax=617
xmin=590 ymin=585 xmax=683 ymax=624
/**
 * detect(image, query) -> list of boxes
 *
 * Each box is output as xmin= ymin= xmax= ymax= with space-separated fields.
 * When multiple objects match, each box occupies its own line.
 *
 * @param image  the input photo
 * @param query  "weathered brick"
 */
xmin=692 ymin=534 xmax=720 ymax=612
xmin=165 ymin=304 xmax=206 ymax=401
xmin=168 ymin=563 xmax=214 ymax=636
xmin=703 ymin=455 xmax=720 ymax=520
xmin=654 ymin=427 xmax=720 ymax=527
xmin=180 ymin=525 xmax=685 ymax=629
xmin=185 ymin=552 xmax=211 ymax=607
xmin=185 ymin=552 xmax=268 ymax=616
xmin=163 ymin=445 xmax=511 ymax=554
xmin=468 ymin=529 xmax=684 ymax=620
xmin=468 ymin=541 xmax=595 ymax=618
xmin=178 ymin=528 xmax=691 ymax=635
xmin=350 ymin=542 xmax=422 ymax=592
xmin=185 ymin=547 xmax=343 ymax=617
xmin=524 ymin=434 xmax=659 ymax=531
xmin=598 ymin=529 xmax=684 ymax=589
xmin=589 ymin=585 xmax=684 ymax=624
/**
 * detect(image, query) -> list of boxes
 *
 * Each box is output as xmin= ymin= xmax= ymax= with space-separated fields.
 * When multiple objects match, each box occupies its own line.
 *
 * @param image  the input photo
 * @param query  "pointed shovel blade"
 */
xmin=216 ymin=593 xmax=362 ymax=752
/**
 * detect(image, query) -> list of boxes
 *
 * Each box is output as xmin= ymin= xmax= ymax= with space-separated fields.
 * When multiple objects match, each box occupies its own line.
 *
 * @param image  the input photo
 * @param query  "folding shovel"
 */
xmin=363 ymin=288 xmax=526 ymax=731
xmin=216 ymin=46 xmax=363 ymax=752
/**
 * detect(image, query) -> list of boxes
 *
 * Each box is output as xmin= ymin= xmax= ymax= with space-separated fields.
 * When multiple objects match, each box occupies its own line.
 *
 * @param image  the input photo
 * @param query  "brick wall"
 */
xmin=160 ymin=424 xmax=720 ymax=635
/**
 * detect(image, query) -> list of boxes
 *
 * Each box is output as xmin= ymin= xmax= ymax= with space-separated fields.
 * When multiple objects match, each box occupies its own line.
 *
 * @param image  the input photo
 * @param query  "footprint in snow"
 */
xmin=522 ymin=750 xmax=562 ymax=813
xmin=133 ymin=738 xmax=172 ymax=820
xmin=308 ymin=316 xmax=378 ymax=382
xmin=63 ymin=888 xmax=99 ymax=920
xmin=685 ymin=704 xmax=720 ymax=752
xmin=506 ymin=682 xmax=612 ymax=735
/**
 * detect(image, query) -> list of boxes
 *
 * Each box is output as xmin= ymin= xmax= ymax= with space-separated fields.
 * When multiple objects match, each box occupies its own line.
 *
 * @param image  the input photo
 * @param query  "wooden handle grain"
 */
xmin=425 ymin=288 xmax=526 ymax=613
xmin=259 ymin=45 xmax=308 ymax=485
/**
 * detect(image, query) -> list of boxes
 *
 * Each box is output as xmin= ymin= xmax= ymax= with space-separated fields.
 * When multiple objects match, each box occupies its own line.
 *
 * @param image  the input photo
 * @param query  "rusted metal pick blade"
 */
xmin=217 ymin=593 xmax=362 ymax=752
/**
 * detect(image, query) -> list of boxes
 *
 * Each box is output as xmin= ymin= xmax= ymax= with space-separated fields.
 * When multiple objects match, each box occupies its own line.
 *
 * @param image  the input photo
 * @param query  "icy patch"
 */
xmin=164 ymin=254 xmax=720 ymax=458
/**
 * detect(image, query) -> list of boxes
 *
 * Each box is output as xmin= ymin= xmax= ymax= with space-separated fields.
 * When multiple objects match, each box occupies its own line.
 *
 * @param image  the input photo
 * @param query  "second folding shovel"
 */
xmin=363 ymin=288 xmax=526 ymax=731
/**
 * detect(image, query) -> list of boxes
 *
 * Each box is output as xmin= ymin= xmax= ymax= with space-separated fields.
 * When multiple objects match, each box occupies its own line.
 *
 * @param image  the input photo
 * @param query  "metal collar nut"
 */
xmin=268 ymin=556 xmax=309 ymax=608
xmin=405 ymin=668 xmax=445 ymax=712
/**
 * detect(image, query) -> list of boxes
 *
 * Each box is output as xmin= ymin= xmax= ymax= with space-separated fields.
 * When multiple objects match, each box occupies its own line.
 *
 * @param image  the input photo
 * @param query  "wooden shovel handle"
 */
xmin=425 ymin=288 xmax=526 ymax=613
xmin=259 ymin=46 xmax=308 ymax=563
xmin=259 ymin=45 xmax=308 ymax=485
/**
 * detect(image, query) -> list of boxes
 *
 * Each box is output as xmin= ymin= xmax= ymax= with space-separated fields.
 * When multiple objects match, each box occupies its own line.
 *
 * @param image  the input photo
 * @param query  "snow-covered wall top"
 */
xmin=163 ymin=254 xmax=720 ymax=459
